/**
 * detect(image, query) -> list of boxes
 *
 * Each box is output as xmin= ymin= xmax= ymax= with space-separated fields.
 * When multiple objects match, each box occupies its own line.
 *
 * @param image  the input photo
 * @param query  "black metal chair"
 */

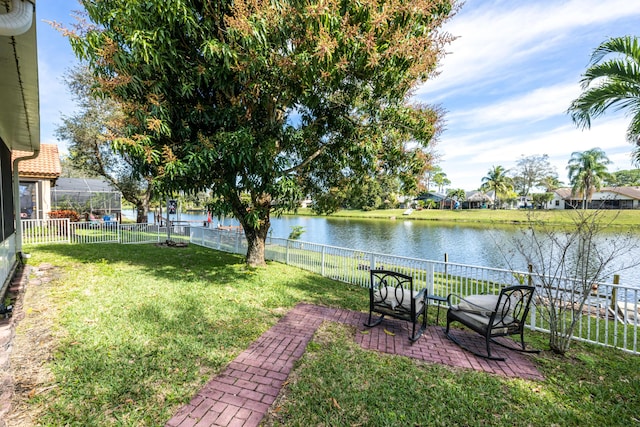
xmin=445 ymin=285 xmax=538 ymax=360
xmin=365 ymin=269 xmax=427 ymax=342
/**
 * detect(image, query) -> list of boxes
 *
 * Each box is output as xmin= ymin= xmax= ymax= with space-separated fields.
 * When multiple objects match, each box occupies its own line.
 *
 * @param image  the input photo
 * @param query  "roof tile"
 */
xmin=12 ymin=144 xmax=62 ymax=178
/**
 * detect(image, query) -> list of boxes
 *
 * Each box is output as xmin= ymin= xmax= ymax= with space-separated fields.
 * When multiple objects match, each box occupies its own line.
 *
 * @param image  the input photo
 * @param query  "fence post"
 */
xmin=321 ymin=246 xmax=326 ymax=277
xmin=444 ymin=253 xmax=448 ymax=277
xmin=369 ymin=252 xmax=375 ymax=271
xmin=66 ymin=219 xmax=71 ymax=244
xmin=610 ymin=274 xmax=620 ymax=312
xmin=286 ymin=239 xmax=290 ymax=265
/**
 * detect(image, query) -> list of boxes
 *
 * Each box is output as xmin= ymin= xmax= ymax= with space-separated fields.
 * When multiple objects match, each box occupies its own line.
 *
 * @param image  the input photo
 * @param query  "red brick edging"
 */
xmin=166 ymin=303 xmax=543 ymax=427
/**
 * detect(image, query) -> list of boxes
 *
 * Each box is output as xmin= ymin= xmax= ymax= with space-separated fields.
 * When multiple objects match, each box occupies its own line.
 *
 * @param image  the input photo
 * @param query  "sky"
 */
xmin=35 ymin=0 xmax=640 ymax=191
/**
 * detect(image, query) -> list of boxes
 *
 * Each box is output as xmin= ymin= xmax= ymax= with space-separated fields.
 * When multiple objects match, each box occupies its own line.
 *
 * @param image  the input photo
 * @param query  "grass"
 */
xmin=292 ymin=207 xmax=640 ymax=229
xmin=264 ymin=323 xmax=640 ymax=427
xmin=9 ymin=243 xmax=640 ymax=426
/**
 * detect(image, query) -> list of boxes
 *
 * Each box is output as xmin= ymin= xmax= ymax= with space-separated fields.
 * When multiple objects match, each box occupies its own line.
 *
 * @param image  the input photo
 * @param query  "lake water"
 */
xmin=126 ymin=210 xmax=640 ymax=287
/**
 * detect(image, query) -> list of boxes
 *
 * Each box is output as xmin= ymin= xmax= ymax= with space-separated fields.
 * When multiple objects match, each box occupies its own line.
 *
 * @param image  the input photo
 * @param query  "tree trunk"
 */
xmin=135 ymin=200 xmax=147 ymax=223
xmin=241 ymin=216 xmax=271 ymax=267
xmin=244 ymin=224 xmax=269 ymax=267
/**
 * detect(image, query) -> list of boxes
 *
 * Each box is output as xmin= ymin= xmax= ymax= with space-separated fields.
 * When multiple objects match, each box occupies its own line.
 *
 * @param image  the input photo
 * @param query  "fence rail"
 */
xmin=21 ymin=219 xmax=191 ymax=246
xmin=192 ymin=227 xmax=640 ymax=355
xmin=22 ymin=220 xmax=640 ymax=354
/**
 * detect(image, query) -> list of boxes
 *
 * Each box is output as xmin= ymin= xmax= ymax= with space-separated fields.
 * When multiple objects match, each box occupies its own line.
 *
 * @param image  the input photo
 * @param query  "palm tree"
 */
xmin=568 ymin=36 xmax=640 ymax=164
xmin=481 ymin=165 xmax=513 ymax=209
xmin=566 ymin=148 xmax=611 ymax=209
xmin=433 ymin=172 xmax=451 ymax=193
xmin=539 ymin=175 xmax=563 ymax=192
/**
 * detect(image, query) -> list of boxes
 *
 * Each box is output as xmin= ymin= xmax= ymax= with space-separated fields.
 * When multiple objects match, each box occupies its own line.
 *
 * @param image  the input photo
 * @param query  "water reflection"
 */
xmin=135 ymin=211 xmax=640 ymax=287
xmin=267 ymin=216 xmax=640 ymax=287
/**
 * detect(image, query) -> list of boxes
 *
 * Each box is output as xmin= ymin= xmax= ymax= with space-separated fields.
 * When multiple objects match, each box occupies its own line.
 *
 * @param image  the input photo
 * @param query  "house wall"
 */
xmin=0 ymin=139 xmax=18 ymax=291
xmin=548 ymin=189 xmax=640 ymax=210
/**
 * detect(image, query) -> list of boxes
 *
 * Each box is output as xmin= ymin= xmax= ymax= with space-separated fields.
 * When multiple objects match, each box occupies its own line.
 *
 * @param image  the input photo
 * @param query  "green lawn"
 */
xmin=293 ymin=207 xmax=640 ymax=229
xmin=10 ymin=243 xmax=640 ymax=426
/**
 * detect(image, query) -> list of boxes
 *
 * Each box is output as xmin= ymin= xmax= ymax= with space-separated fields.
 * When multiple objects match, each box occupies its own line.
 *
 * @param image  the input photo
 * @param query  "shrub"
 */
xmin=49 ymin=210 xmax=81 ymax=222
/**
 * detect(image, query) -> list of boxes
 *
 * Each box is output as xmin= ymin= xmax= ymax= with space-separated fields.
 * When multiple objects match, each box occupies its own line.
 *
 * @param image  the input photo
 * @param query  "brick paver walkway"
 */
xmin=166 ymin=303 xmax=543 ymax=427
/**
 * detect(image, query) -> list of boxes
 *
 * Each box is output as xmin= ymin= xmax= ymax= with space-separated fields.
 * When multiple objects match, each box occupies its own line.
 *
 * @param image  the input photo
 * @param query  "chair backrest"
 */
xmin=492 ymin=285 xmax=535 ymax=329
xmin=370 ymin=269 xmax=413 ymax=290
xmin=370 ymin=269 xmax=415 ymax=310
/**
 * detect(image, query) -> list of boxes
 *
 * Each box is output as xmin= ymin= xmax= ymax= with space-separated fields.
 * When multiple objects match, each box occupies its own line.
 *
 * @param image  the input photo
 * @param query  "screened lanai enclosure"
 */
xmin=52 ymin=178 xmax=122 ymax=220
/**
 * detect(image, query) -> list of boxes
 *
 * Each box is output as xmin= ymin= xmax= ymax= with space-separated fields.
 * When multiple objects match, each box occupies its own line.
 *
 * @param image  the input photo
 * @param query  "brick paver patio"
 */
xmin=165 ymin=303 xmax=543 ymax=427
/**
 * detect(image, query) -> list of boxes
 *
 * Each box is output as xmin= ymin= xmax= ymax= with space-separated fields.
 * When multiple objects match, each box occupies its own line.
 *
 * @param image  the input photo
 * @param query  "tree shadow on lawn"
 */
xmin=27 ymin=242 xmax=368 ymax=310
xmin=23 ymin=243 xmax=369 ymax=423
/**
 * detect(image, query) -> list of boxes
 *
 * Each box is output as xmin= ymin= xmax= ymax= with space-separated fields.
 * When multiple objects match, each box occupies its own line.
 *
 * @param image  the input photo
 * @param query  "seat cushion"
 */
xmin=455 ymin=294 xmax=499 ymax=316
xmin=374 ymin=286 xmax=424 ymax=313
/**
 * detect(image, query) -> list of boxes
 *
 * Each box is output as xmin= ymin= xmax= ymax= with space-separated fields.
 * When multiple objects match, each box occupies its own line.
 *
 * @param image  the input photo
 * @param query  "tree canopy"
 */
xmin=67 ymin=0 xmax=457 ymax=266
xmin=56 ymin=66 xmax=156 ymax=223
xmin=568 ymin=36 xmax=640 ymax=164
xmin=510 ymin=154 xmax=557 ymax=196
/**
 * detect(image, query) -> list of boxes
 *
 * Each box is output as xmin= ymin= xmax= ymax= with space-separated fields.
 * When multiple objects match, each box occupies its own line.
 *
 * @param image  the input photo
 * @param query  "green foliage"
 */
xmin=607 ymin=168 xmax=640 ymax=186
xmin=566 ymin=148 xmax=611 ymax=209
xmin=56 ymin=65 xmax=156 ymax=223
xmin=481 ymin=165 xmax=513 ymax=209
xmin=67 ymin=0 xmax=456 ymax=265
xmin=531 ymin=192 xmax=554 ymax=208
xmin=511 ymin=154 xmax=558 ymax=196
xmin=48 ymin=210 xmax=81 ymax=222
xmin=568 ymin=36 xmax=640 ymax=165
xmin=288 ymin=225 xmax=305 ymax=240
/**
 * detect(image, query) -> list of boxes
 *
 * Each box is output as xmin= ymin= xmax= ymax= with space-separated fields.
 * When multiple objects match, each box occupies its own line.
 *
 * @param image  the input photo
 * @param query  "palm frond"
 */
xmin=580 ymin=59 xmax=640 ymax=89
xmin=568 ymin=82 xmax=640 ymax=128
xmin=588 ymin=36 xmax=640 ymax=67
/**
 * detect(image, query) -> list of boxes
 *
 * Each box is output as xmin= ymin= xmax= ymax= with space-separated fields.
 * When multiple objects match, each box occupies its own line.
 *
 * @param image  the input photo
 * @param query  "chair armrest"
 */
xmin=415 ymin=288 xmax=428 ymax=301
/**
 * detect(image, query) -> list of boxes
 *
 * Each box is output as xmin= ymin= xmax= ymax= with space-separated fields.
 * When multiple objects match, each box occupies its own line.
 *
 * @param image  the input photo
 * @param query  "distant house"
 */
xmin=12 ymin=144 xmax=61 ymax=219
xmin=463 ymin=191 xmax=493 ymax=209
xmin=548 ymin=187 xmax=640 ymax=210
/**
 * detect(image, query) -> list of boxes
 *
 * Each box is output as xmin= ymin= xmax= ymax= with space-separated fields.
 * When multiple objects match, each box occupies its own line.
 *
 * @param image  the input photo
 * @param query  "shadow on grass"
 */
xmin=22 ymin=243 xmax=368 ymax=425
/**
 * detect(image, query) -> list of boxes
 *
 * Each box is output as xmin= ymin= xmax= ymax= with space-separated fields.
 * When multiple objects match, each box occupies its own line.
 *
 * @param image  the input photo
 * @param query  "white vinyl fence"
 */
xmin=21 ymin=219 xmax=190 ymax=246
xmin=21 ymin=220 xmax=640 ymax=354
xmin=190 ymin=226 xmax=640 ymax=355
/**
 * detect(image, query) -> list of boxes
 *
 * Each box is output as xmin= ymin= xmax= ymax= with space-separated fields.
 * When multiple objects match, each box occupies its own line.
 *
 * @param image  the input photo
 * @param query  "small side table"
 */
xmin=426 ymin=295 xmax=447 ymax=325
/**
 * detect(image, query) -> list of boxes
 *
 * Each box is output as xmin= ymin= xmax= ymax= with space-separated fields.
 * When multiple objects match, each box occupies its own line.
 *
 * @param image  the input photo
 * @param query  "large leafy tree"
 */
xmin=480 ymin=165 xmax=513 ymax=209
xmin=568 ymin=36 xmax=640 ymax=164
xmin=510 ymin=154 xmax=557 ymax=196
xmin=607 ymin=168 xmax=640 ymax=186
xmin=67 ymin=0 xmax=456 ymax=266
xmin=56 ymin=66 xmax=156 ymax=223
xmin=566 ymin=148 xmax=611 ymax=209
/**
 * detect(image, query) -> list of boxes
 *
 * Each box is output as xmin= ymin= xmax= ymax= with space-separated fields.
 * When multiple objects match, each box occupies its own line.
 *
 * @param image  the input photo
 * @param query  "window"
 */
xmin=19 ymin=182 xmax=37 ymax=219
xmin=1 ymin=141 xmax=15 ymax=241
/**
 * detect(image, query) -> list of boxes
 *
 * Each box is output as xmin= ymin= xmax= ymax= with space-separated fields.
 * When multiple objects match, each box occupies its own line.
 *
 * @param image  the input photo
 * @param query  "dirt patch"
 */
xmin=155 ymin=240 xmax=189 ymax=248
xmin=3 ymin=264 xmax=62 ymax=427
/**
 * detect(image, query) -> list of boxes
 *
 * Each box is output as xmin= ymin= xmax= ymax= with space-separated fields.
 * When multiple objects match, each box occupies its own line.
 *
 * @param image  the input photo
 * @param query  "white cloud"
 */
xmin=419 ymin=0 xmax=640 ymax=97
xmin=447 ymin=82 xmax=581 ymax=127
xmin=440 ymin=117 xmax=633 ymax=189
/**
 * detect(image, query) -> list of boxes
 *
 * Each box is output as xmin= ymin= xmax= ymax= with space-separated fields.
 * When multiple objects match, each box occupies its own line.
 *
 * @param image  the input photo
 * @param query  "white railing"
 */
xmin=20 ymin=220 xmax=640 ymax=354
xmin=21 ymin=219 xmax=191 ymax=246
xmin=191 ymin=227 xmax=640 ymax=355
